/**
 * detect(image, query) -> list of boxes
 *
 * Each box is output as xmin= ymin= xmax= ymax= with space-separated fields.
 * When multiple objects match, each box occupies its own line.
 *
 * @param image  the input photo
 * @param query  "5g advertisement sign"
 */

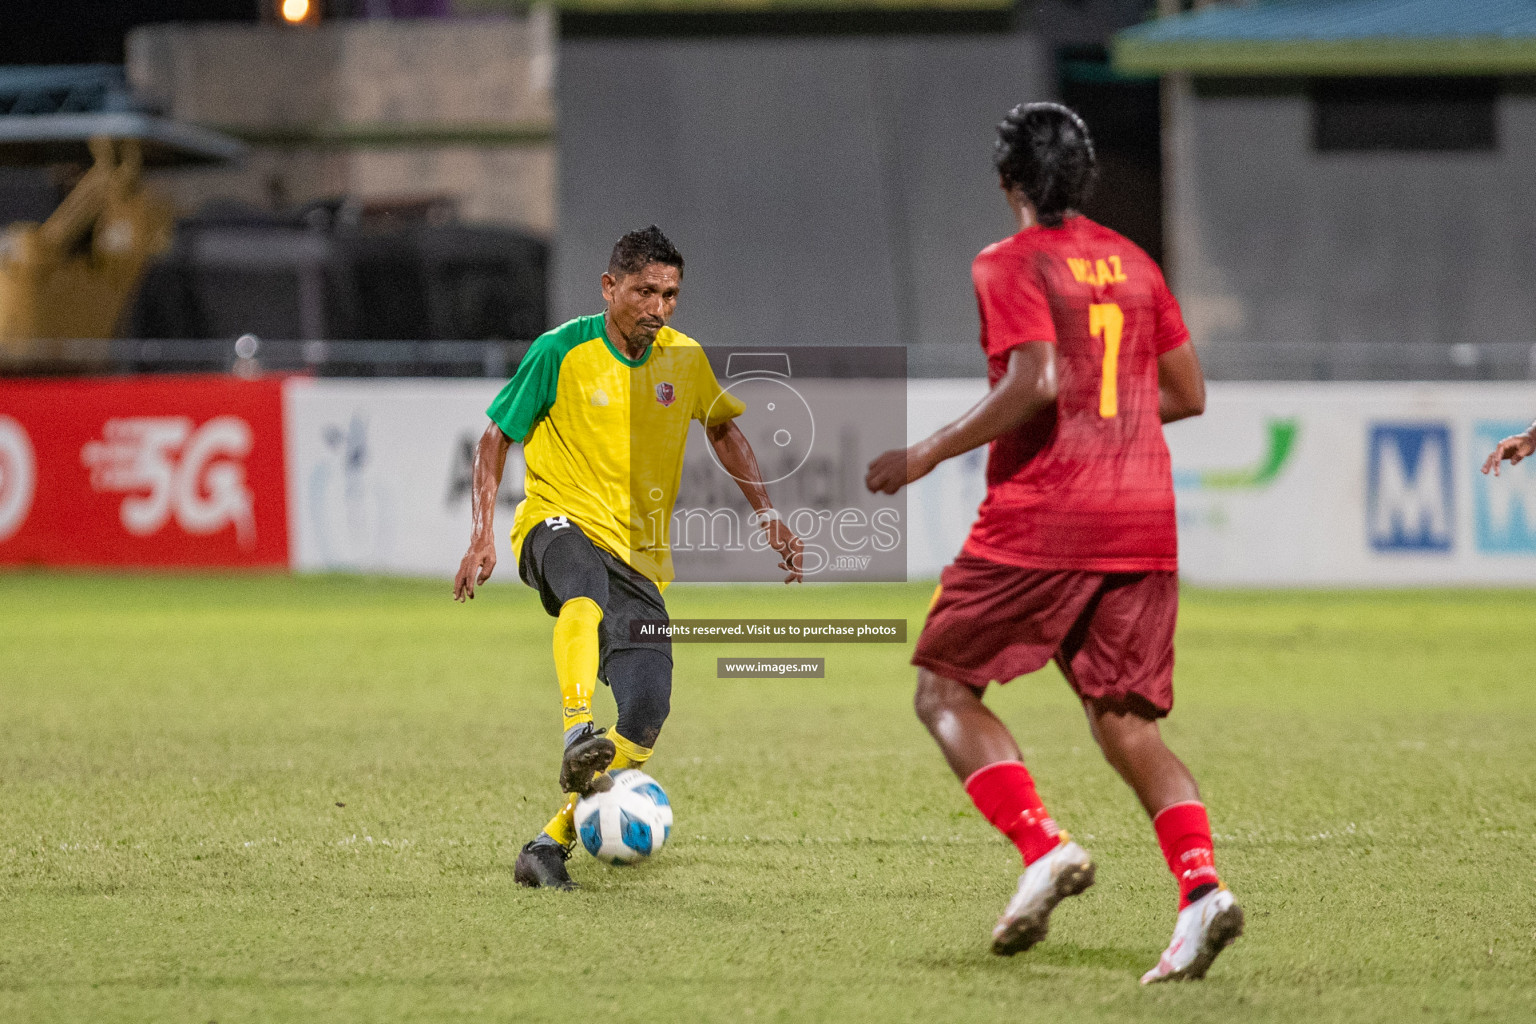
xmin=0 ymin=377 xmax=289 ymax=568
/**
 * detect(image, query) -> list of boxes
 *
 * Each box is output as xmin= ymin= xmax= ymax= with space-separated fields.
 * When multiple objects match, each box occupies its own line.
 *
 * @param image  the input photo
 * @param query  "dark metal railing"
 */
xmin=5 ymin=336 xmax=1536 ymax=381
xmin=0 ymin=337 xmax=531 ymax=378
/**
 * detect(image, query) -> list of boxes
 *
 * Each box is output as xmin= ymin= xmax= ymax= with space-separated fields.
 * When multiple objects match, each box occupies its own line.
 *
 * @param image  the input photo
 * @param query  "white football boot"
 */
xmin=1140 ymin=886 xmax=1244 ymax=984
xmin=991 ymin=838 xmax=1096 ymax=955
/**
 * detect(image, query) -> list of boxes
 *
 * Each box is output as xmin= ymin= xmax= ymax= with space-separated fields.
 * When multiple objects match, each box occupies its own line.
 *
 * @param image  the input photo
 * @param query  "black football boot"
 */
xmin=559 ymin=724 xmax=616 ymax=796
xmin=513 ymin=837 xmax=578 ymax=890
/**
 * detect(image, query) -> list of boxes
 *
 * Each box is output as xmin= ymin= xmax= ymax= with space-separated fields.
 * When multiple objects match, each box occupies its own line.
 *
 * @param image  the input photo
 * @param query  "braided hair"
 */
xmin=993 ymin=102 xmax=1097 ymax=228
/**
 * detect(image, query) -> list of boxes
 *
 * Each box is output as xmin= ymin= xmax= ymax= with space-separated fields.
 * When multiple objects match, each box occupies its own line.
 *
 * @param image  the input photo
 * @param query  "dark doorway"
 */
xmin=1058 ymin=46 xmax=1164 ymax=266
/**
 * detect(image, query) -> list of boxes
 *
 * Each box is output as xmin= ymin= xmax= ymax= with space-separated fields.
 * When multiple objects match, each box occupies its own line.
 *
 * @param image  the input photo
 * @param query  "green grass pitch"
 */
xmin=2 ymin=573 xmax=1534 ymax=1022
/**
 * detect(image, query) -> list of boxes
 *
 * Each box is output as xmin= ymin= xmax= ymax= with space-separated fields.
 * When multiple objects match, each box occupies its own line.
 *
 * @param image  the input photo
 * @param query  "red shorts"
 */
xmin=912 ymin=552 xmax=1178 ymax=716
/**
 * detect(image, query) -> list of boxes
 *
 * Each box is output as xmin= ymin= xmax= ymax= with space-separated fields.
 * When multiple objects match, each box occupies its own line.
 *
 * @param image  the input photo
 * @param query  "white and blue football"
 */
xmin=575 ymin=769 xmax=673 ymax=865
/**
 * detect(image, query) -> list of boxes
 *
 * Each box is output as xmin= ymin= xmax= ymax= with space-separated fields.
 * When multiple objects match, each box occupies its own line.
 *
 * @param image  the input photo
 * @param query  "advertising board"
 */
xmin=283 ymin=367 xmax=907 ymax=583
xmin=908 ymin=380 xmax=1536 ymax=586
xmin=283 ymin=379 xmax=515 ymax=576
xmin=0 ymin=376 xmax=289 ymax=568
xmin=7 ymin=375 xmax=1536 ymax=586
xmin=1169 ymin=383 xmax=1536 ymax=585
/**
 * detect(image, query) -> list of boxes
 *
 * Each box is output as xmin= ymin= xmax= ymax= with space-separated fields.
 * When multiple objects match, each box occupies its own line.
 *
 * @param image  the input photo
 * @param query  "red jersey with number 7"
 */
xmin=962 ymin=215 xmax=1190 ymax=572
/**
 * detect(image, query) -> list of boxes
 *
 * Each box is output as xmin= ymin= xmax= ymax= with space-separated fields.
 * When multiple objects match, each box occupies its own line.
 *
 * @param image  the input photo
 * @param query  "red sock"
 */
xmin=1153 ymin=801 xmax=1221 ymax=907
xmin=964 ymin=761 xmax=1062 ymax=866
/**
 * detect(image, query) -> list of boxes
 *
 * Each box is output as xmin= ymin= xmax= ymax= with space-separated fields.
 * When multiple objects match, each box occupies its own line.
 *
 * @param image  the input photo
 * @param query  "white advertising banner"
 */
xmin=905 ymin=380 xmax=988 ymax=579
xmin=284 ymin=378 xmax=1536 ymax=585
xmin=283 ymin=374 xmax=907 ymax=582
xmin=1168 ymin=382 xmax=1536 ymax=585
xmin=283 ymin=379 xmax=521 ymax=577
xmin=906 ymin=380 xmax=1536 ymax=586
xmin=668 ymin=377 xmax=906 ymax=583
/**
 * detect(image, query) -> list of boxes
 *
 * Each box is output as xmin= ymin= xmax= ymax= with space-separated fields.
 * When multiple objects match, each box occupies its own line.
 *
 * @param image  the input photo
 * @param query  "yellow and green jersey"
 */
xmin=487 ymin=313 xmax=745 ymax=584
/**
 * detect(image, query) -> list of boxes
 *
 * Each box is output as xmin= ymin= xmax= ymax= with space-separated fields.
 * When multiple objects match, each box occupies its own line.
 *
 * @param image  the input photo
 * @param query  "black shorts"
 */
xmin=518 ymin=517 xmax=672 ymax=678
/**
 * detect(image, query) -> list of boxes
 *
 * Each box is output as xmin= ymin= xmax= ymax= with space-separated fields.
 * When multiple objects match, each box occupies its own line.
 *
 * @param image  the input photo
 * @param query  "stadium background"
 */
xmin=3 ymin=1 xmax=1535 ymax=1021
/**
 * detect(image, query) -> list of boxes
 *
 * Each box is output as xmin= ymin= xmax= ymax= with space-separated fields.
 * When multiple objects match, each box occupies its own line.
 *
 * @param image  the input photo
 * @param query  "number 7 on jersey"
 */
xmin=1089 ymin=302 xmax=1124 ymax=419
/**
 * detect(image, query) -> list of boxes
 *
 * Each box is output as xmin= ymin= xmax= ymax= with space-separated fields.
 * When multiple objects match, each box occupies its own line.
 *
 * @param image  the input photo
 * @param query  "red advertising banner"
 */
xmin=0 ymin=376 xmax=289 ymax=568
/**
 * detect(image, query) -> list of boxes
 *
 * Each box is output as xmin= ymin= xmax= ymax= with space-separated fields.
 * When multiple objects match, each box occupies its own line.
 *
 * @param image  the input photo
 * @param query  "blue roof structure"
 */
xmin=1114 ymin=0 xmax=1536 ymax=75
xmin=0 ymin=66 xmax=243 ymax=166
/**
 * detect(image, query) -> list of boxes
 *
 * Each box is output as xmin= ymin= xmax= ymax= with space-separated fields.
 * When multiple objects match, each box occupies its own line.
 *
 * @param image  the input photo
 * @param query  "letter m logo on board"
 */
xmin=1367 ymin=423 xmax=1453 ymax=552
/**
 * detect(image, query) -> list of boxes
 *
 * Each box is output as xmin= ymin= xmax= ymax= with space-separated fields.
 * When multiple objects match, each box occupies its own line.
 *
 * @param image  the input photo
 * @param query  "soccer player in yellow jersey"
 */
xmin=453 ymin=225 xmax=803 ymax=889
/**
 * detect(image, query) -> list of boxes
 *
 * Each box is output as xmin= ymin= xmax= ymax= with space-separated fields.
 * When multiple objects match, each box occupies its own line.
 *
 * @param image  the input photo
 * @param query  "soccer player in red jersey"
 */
xmin=867 ymin=103 xmax=1243 ymax=983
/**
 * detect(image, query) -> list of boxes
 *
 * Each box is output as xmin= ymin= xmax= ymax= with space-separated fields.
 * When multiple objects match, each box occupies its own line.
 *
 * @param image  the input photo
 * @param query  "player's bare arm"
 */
xmin=706 ymin=418 xmax=804 ymax=583
xmin=453 ymin=420 xmax=511 ymax=601
xmin=864 ymin=342 xmax=1057 ymax=495
xmin=1481 ymin=420 xmax=1536 ymax=476
xmin=1158 ymin=341 xmax=1206 ymax=424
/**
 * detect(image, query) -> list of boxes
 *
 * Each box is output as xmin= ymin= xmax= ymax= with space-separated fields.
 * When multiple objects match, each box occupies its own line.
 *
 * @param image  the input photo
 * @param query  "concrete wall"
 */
xmin=555 ymin=33 xmax=1052 ymax=366
xmin=126 ymin=15 xmax=557 ymax=235
xmin=1167 ymin=79 xmax=1536 ymax=379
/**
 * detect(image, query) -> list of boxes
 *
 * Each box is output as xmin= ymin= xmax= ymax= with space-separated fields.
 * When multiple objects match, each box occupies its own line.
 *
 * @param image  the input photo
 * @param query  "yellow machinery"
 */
xmin=0 ymin=137 xmax=174 ymax=354
xmin=0 ymin=65 xmax=242 ymax=364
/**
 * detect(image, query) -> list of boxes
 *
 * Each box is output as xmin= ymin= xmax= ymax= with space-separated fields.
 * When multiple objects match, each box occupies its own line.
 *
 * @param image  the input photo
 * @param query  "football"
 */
xmin=575 ymin=768 xmax=673 ymax=865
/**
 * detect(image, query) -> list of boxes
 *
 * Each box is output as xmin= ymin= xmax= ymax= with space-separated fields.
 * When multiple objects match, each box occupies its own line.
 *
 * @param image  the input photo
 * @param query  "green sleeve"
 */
xmin=487 ymin=338 xmax=563 ymax=442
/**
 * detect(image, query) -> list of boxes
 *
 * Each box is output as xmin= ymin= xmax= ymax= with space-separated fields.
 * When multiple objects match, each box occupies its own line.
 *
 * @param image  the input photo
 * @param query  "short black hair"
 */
xmin=993 ymin=102 xmax=1097 ymax=228
xmin=608 ymin=225 xmax=684 ymax=278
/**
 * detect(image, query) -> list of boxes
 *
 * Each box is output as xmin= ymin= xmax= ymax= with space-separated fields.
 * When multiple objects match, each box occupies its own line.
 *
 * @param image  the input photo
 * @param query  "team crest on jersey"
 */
xmin=655 ymin=382 xmax=676 ymax=407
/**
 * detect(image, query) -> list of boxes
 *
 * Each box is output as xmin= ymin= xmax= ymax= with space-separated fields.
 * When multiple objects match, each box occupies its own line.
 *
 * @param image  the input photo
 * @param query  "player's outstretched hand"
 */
xmin=1482 ymin=432 xmax=1536 ymax=477
xmin=764 ymin=520 xmax=804 ymax=584
xmin=865 ymin=445 xmax=935 ymax=495
xmin=454 ymin=541 xmax=497 ymax=601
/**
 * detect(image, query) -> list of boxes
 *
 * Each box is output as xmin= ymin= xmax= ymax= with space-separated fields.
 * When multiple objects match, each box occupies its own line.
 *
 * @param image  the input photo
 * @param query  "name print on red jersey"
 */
xmin=1065 ymin=256 xmax=1130 ymax=287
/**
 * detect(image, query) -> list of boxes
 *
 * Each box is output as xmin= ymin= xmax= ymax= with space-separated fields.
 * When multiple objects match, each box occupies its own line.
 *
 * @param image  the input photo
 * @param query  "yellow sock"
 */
xmin=542 ymin=792 xmax=580 ymax=848
xmin=609 ymin=730 xmax=654 ymax=771
xmin=542 ymin=734 xmax=653 ymax=849
xmin=552 ymin=597 xmax=603 ymax=735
